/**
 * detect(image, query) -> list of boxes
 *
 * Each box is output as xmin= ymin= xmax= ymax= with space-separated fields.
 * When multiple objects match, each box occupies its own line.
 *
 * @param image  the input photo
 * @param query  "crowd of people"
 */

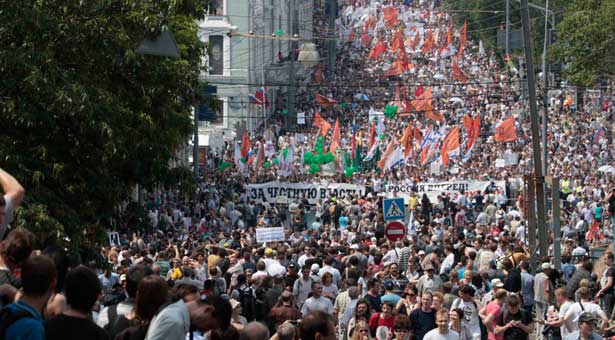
xmin=2 ymin=0 xmax=615 ymax=340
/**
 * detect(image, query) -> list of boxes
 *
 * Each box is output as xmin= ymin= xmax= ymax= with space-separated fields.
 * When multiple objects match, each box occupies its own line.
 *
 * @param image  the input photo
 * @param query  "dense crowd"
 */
xmin=2 ymin=1 xmax=615 ymax=340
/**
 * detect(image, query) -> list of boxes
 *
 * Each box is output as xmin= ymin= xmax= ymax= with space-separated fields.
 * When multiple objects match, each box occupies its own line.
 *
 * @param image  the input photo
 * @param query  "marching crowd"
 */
xmin=2 ymin=1 xmax=615 ymax=340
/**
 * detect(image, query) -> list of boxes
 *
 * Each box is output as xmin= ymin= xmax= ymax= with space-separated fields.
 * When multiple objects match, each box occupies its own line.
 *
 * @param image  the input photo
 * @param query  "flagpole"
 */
xmin=262 ymin=68 xmax=267 ymax=133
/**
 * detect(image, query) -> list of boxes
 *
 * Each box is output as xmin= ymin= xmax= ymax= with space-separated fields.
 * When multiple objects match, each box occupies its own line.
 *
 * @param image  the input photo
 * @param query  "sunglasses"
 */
xmin=360 ymin=329 xmax=369 ymax=333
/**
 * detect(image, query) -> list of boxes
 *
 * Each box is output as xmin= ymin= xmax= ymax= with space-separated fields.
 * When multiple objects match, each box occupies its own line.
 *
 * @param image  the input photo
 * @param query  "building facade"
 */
xmin=197 ymin=0 xmax=313 ymax=150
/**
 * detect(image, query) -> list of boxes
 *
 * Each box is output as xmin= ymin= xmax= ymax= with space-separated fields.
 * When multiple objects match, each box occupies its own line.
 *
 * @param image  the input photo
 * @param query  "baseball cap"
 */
xmin=383 ymin=280 xmax=394 ymax=290
xmin=423 ymin=262 xmax=434 ymax=271
xmin=577 ymin=312 xmax=598 ymax=324
xmin=418 ymin=250 xmax=426 ymax=255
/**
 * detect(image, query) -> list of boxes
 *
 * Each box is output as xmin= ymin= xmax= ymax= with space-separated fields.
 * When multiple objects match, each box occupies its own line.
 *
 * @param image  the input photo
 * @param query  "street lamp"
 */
xmin=135 ymin=28 xmax=181 ymax=58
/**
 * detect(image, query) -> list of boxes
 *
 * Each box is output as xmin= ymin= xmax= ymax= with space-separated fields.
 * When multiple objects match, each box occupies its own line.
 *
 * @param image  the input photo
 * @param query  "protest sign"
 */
xmin=384 ymin=180 xmax=506 ymax=202
xmin=256 ymin=227 xmax=285 ymax=243
xmin=246 ymin=182 xmax=366 ymax=205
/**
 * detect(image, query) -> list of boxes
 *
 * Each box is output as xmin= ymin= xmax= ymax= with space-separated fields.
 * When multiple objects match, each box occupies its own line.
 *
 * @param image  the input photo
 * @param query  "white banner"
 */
xmin=246 ymin=181 xmax=366 ymax=205
xmin=383 ymin=180 xmax=506 ymax=202
xmin=256 ymin=227 xmax=285 ymax=243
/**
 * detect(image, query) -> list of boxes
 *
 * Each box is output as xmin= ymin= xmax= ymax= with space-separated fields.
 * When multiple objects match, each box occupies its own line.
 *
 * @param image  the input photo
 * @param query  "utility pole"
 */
xmin=328 ymin=0 xmax=336 ymax=77
xmin=193 ymin=107 xmax=199 ymax=177
xmin=287 ymin=0 xmax=297 ymax=132
xmin=541 ymin=0 xmax=549 ymax=174
xmin=552 ymin=177 xmax=561 ymax=270
xmin=505 ymin=0 xmax=510 ymax=57
xmin=520 ymin=0 xmax=548 ymax=261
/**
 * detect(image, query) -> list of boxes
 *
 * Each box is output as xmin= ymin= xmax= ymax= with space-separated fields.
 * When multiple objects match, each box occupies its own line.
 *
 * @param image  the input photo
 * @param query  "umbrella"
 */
xmin=449 ymin=97 xmax=464 ymax=104
xmin=354 ymin=93 xmax=370 ymax=101
xmin=433 ymin=73 xmax=447 ymax=80
xmin=598 ymin=165 xmax=615 ymax=173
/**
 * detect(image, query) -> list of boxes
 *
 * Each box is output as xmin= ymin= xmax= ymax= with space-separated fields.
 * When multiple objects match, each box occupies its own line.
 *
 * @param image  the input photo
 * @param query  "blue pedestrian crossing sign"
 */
xmin=383 ymin=198 xmax=406 ymax=221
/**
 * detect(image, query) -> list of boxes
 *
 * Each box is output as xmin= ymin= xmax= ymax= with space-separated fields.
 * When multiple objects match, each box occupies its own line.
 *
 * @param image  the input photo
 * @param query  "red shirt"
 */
xmin=369 ymin=312 xmax=395 ymax=332
xmin=485 ymin=301 xmax=503 ymax=340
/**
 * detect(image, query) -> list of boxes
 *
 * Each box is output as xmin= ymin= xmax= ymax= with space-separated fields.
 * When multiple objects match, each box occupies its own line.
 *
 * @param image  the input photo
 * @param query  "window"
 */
xmin=207 ymin=0 xmax=223 ymax=16
xmin=208 ymin=35 xmax=224 ymax=75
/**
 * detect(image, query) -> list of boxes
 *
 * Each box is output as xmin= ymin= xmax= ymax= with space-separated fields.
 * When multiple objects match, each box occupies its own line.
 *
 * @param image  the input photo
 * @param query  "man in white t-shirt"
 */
xmin=0 ymin=168 xmax=25 ymax=240
xmin=563 ymin=287 xmax=608 ymax=334
xmin=424 ymin=309 xmax=460 ymax=340
xmin=546 ymin=288 xmax=574 ymax=339
xmin=301 ymin=282 xmax=334 ymax=316
xmin=451 ymin=285 xmax=482 ymax=340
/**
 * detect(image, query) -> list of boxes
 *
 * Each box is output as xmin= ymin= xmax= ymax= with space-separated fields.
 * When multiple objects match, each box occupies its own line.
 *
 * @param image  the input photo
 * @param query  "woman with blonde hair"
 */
xmin=350 ymin=320 xmax=372 ymax=340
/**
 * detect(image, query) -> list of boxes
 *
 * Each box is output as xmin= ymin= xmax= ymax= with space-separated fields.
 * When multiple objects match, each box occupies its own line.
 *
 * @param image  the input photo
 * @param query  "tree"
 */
xmin=0 ymin=0 xmax=209 ymax=249
xmin=549 ymin=0 xmax=615 ymax=85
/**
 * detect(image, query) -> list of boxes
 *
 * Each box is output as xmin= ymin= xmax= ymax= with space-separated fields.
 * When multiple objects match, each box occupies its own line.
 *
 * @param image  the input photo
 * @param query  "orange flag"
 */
xmin=378 ymin=141 xmax=396 ymax=171
xmin=452 ymin=61 xmax=467 ymax=82
xmin=329 ymin=119 xmax=340 ymax=153
xmin=401 ymin=124 xmax=414 ymax=159
xmin=424 ymin=102 xmax=444 ymax=124
xmin=411 ymin=31 xmax=420 ymax=50
xmin=441 ymin=127 xmax=460 ymax=166
xmin=240 ymin=132 xmax=252 ymax=158
xmin=315 ymin=93 xmax=336 ymax=106
xmin=462 ymin=114 xmax=473 ymax=131
xmin=314 ymin=111 xmax=332 ymax=136
xmin=390 ymin=30 xmax=404 ymax=53
xmin=447 ymin=25 xmax=453 ymax=45
xmin=494 ymin=116 xmax=517 ymax=142
xmin=384 ymin=61 xmax=404 ymax=77
xmin=466 ymin=116 xmax=480 ymax=151
xmin=383 ymin=7 xmax=399 ymax=28
xmin=421 ymin=30 xmax=434 ymax=54
xmin=368 ymin=40 xmax=387 ymax=60
xmin=460 ymin=20 xmax=467 ymax=48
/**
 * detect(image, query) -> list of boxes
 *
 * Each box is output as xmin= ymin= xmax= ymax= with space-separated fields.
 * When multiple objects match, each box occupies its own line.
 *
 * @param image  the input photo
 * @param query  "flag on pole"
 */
xmin=368 ymin=122 xmax=376 ymax=149
xmin=234 ymin=143 xmax=244 ymax=170
xmin=377 ymin=141 xmax=396 ymax=171
xmin=249 ymin=87 xmax=269 ymax=108
xmin=368 ymin=39 xmax=387 ymax=60
xmin=401 ymin=124 xmax=414 ymax=159
xmin=494 ymin=116 xmax=517 ymax=142
xmin=240 ymin=132 xmax=252 ymax=160
xmin=329 ymin=119 xmax=340 ymax=153
xmin=364 ymin=142 xmax=379 ymax=162
xmin=277 ymin=146 xmax=295 ymax=177
xmin=384 ymin=147 xmax=405 ymax=171
xmin=440 ymin=126 xmax=460 ymax=166
xmin=253 ymin=141 xmax=265 ymax=170
xmin=460 ymin=20 xmax=467 ymax=48
xmin=314 ymin=111 xmax=332 ymax=136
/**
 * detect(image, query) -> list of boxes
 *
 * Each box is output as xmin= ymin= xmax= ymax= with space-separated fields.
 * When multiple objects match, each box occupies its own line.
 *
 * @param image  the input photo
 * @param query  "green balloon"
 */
xmin=282 ymin=148 xmax=288 ymax=158
xmin=379 ymin=134 xmax=386 ymax=141
xmin=272 ymin=158 xmax=279 ymax=165
xmin=309 ymin=164 xmax=320 ymax=174
xmin=263 ymin=161 xmax=271 ymax=169
xmin=218 ymin=161 xmax=232 ymax=171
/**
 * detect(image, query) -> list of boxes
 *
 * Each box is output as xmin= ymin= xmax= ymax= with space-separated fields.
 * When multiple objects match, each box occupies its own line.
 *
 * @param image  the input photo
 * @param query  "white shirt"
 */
xmin=564 ymin=301 xmax=606 ymax=333
xmin=558 ymin=300 xmax=574 ymax=339
xmin=423 ymin=328 xmax=460 ymax=340
xmin=301 ymin=296 xmax=334 ymax=316
xmin=267 ymin=262 xmax=287 ymax=277
xmin=318 ymin=265 xmax=342 ymax=285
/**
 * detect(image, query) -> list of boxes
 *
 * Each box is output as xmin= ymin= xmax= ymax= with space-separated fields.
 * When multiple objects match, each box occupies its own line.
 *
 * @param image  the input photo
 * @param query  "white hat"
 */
xmin=418 ymin=250 xmax=426 ymax=255
xmin=491 ymin=278 xmax=504 ymax=288
xmin=350 ymin=244 xmax=359 ymax=250
xmin=541 ymin=262 xmax=553 ymax=270
xmin=311 ymin=263 xmax=320 ymax=272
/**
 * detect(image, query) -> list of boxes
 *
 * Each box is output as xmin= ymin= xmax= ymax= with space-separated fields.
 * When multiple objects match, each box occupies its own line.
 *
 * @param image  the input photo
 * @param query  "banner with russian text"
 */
xmin=384 ymin=180 xmax=506 ymax=202
xmin=246 ymin=182 xmax=366 ymax=205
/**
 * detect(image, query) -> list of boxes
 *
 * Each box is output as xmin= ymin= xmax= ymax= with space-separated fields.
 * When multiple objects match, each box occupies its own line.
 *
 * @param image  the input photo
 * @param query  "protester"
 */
xmin=0 ymin=168 xmax=25 ymax=240
xmin=424 ymin=309 xmax=459 ymax=340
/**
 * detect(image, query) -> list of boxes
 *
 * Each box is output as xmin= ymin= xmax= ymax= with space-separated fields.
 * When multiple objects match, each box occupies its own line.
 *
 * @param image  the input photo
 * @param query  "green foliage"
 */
xmin=0 ymin=0 xmax=208 ymax=247
xmin=549 ymin=0 xmax=615 ymax=85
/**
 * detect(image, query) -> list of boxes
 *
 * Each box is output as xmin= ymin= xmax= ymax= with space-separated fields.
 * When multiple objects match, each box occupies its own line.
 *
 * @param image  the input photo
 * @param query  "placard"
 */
xmin=246 ymin=182 xmax=366 ymax=205
xmin=256 ymin=227 xmax=285 ymax=243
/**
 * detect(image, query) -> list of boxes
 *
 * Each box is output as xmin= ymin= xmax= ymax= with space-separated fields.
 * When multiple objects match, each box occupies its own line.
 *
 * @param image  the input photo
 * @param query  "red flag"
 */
xmin=384 ymin=60 xmax=404 ymax=77
xmin=368 ymin=40 xmax=387 ymax=60
xmin=411 ymin=31 xmax=420 ymax=50
xmin=494 ymin=116 xmax=517 ymax=142
xmin=368 ymin=122 xmax=376 ymax=149
xmin=399 ymin=48 xmax=410 ymax=70
xmin=587 ymin=220 xmax=600 ymax=241
xmin=441 ymin=127 xmax=460 ymax=166
xmin=465 ymin=116 xmax=480 ymax=151
xmin=452 ymin=61 xmax=467 ymax=82
xmin=421 ymin=30 xmax=435 ymax=54
xmin=315 ymin=93 xmax=337 ymax=106
xmin=329 ymin=119 xmax=340 ymax=153
xmin=361 ymin=32 xmax=372 ymax=47
xmin=424 ymin=101 xmax=444 ymax=124
xmin=414 ymin=84 xmax=424 ymax=98
xmin=241 ymin=132 xmax=252 ymax=159
xmin=447 ymin=25 xmax=453 ymax=46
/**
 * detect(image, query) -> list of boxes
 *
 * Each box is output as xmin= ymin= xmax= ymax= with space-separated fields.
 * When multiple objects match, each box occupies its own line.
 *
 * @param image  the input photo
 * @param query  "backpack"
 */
xmin=238 ymin=286 xmax=256 ymax=321
xmin=0 ymin=307 xmax=33 ymax=338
